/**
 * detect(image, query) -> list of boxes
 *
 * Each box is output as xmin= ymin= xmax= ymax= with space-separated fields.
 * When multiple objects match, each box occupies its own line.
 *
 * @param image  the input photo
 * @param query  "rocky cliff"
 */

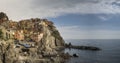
xmin=0 ymin=12 xmax=67 ymax=63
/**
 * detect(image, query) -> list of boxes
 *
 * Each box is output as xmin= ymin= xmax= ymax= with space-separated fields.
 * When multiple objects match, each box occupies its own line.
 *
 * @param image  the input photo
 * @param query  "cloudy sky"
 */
xmin=0 ymin=0 xmax=120 ymax=39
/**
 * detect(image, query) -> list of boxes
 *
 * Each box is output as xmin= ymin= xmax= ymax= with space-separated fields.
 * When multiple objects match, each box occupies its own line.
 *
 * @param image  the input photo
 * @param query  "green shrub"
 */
xmin=0 ymin=29 xmax=3 ymax=39
xmin=52 ymin=30 xmax=62 ymax=40
xmin=0 ymin=12 xmax=9 ymax=20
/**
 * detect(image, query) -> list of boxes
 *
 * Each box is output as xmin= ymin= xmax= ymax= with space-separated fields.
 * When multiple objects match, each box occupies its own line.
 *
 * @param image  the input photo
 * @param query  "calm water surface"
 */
xmin=65 ymin=39 xmax=120 ymax=63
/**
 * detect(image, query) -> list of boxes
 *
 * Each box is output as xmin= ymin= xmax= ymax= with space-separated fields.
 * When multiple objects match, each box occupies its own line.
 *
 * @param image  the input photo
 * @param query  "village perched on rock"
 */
xmin=0 ymin=12 xmax=70 ymax=63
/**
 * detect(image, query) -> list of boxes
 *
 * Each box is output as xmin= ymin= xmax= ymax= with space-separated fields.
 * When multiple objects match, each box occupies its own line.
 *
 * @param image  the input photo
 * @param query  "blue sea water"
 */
xmin=65 ymin=39 xmax=120 ymax=63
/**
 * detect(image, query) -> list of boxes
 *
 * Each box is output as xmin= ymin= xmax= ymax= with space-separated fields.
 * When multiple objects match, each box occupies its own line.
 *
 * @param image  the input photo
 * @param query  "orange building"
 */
xmin=14 ymin=30 xmax=24 ymax=40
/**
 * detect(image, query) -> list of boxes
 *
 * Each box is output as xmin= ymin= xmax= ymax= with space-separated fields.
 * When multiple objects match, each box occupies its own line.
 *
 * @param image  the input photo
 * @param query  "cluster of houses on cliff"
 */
xmin=0 ymin=12 xmax=54 ymax=45
xmin=0 ymin=18 xmax=54 ymax=43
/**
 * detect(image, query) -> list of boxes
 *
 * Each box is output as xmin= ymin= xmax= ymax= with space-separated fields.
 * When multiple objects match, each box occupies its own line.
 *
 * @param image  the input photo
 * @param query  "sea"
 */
xmin=64 ymin=39 xmax=120 ymax=63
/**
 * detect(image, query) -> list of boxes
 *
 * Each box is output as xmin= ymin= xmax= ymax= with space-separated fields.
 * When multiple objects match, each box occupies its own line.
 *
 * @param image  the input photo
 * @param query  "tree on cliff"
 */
xmin=0 ymin=12 xmax=9 ymax=20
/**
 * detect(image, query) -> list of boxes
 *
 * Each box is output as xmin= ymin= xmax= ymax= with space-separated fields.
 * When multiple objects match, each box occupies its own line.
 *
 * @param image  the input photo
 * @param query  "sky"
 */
xmin=0 ymin=0 xmax=120 ymax=39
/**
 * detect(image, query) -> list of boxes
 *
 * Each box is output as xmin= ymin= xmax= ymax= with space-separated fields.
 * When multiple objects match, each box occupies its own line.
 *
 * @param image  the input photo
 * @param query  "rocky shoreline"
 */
xmin=0 ymin=40 xmax=101 ymax=63
xmin=0 ymin=40 xmax=72 ymax=63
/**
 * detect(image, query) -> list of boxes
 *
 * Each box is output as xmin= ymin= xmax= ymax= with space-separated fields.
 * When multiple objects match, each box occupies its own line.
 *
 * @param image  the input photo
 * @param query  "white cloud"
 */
xmin=98 ymin=15 xmax=114 ymax=21
xmin=0 ymin=0 xmax=120 ymax=20
xmin=57 ymin=25 xmax=120 ymax=39
xmin=98 ymin=16 xmax=108 ymax=21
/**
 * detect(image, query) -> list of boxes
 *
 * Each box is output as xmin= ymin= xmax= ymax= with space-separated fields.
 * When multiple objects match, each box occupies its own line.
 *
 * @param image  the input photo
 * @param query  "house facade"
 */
xmin=14 ymin=30 xmax=24 ymax=41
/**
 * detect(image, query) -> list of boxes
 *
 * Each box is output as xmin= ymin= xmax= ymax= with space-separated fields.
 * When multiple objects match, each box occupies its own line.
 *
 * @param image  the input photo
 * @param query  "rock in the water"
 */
xmin=65 ymin=43 xmax=101 ymax=51
xmin=73 ymin=54 xmax=79 ymax=57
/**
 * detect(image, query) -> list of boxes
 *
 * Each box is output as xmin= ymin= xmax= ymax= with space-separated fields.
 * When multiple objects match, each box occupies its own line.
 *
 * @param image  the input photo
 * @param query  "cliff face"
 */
xmin=0 ymin=12 xmax=66 ymax=63
xmin=42 ymin=21 xmax=65 ymax=49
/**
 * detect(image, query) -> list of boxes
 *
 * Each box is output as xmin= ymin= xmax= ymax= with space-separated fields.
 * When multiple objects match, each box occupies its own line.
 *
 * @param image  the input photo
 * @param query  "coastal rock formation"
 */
xmin=0 ymin=12 xmax=66 ymax=63
xmin=65 ymin=43 xmax=101 ymax=51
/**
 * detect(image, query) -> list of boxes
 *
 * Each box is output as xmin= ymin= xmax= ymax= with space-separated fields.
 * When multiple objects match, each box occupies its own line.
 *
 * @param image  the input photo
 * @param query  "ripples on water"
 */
xmin=65 ymin=39 xmax=120 ymax=63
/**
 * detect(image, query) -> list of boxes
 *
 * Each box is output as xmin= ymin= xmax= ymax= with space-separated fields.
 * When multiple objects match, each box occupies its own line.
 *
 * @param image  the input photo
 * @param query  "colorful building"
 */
xmin=14 ymin=30 xmax=24 ymax=41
